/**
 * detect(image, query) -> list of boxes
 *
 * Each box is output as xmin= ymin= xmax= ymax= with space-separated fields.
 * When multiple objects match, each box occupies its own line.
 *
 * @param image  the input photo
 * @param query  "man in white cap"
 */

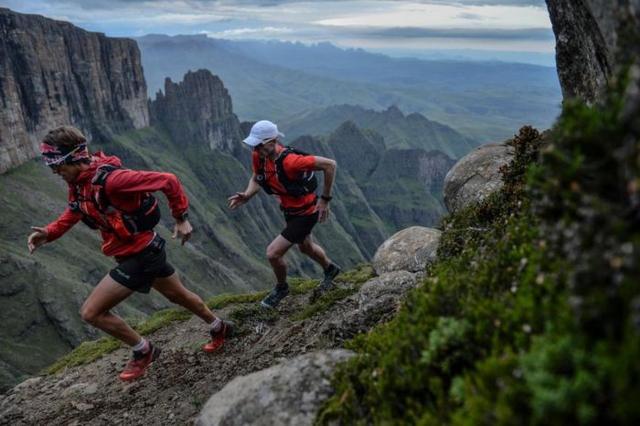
xmin=229 ymin=120 xmax=340 ymax=308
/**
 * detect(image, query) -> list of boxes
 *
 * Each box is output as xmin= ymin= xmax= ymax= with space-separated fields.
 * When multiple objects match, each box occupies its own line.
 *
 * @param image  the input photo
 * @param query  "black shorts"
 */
xmin=281 ymin=211 xmax=319 ymax=244
xmin=109 ymin=235 xmax=175 ymax=293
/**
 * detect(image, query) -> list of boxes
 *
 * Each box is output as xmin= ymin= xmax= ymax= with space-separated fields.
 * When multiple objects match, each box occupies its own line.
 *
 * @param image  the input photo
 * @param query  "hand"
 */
xmin=228 ymin=192 xmax=249 ymax=209
xmin=27 ymin=226 xmax=48 ymax=254
xmin=316 ymin=199 xmax=330 ymax=223
xmin=172 ymin=219 xmax=193 ymax=246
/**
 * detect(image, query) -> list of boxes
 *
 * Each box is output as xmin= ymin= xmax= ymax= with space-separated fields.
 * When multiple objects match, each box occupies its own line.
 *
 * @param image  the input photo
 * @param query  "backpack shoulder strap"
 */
xmin=91 ymin=165 xmax=121 ymax=210
xmin=91 ymin=164 xmax=120 ymax=186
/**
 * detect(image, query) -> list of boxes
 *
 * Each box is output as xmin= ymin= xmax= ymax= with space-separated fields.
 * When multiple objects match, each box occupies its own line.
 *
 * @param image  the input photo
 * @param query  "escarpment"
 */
xmin=0 ymin=8 xmax=149 ymax=174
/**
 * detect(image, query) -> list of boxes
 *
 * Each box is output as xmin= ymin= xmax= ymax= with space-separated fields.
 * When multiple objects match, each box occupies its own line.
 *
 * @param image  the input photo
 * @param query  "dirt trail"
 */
xmin=0 ymin=278 xmax=380 ymax=426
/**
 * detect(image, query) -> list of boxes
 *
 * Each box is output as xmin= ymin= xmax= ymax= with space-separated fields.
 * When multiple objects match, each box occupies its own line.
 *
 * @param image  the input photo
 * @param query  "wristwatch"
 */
xmin=320 ymin=195 xmax=333 ymax=202
xmin=177 ymin=212 xmax=189 ymax=222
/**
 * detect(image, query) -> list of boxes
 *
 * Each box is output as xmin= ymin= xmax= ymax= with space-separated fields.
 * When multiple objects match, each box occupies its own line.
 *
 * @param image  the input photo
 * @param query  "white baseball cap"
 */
xmin=242 ymin=120 xmax=284 ymax=147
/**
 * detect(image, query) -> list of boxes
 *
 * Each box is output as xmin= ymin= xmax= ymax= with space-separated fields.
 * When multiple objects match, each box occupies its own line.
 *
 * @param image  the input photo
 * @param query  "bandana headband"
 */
xmin=40 ymin=143 xmax=90 ymax=166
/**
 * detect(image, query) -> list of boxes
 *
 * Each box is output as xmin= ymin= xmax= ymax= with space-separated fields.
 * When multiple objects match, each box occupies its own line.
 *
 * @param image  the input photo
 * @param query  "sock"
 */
xmin=210 ymin=317 xmax=223 ymax=332
xmin=132 ymin=338 xmax=149 ymax=353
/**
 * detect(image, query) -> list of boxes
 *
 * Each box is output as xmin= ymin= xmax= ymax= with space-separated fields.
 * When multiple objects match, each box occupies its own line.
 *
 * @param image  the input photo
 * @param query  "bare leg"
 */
xmin=80 ymin=274 xmax=140 ymax=346
xmin=152 ymin=272 xmax=216 ymax=323
xmin=298 ymin=234 xmax=331 ymax=270
xmin=266 ymin=235 xmax=294 ymax=284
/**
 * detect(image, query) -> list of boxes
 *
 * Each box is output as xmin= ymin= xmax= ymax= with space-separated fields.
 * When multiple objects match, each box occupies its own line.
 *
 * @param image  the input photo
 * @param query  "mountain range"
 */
xmin=137 ymin=34 xmax=562 ymax=142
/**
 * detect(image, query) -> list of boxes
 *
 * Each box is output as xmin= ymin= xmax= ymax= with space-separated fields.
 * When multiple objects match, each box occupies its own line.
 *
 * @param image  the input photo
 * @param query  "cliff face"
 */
xmin=150 ymin=69 xmax=242 ymax=153
xmin=546 ymin=0 xmax=640 ymax=103
xmin=0 ymin=8 xmax=149 ymax=174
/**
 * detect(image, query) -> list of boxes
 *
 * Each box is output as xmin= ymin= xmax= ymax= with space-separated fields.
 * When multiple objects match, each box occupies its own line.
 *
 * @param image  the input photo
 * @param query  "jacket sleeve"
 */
xmin=45 ymin=208 xmax=83 ymax=242
xmin=105 ymin=169 xmax=189 ymax=219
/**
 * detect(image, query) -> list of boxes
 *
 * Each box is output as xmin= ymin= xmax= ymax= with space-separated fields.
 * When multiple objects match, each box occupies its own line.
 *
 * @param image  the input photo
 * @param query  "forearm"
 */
xmin=320 ymin=163 xmax=336 ymax=197
xmin=245 ymin=176 xmax=262 ymax=198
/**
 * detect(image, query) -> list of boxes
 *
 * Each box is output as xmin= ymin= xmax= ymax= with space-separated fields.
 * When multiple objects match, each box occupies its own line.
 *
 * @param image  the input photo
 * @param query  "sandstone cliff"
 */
xmin=546 ymin=0 xmax=640 ymax=103
xmin=0 ymin=8 xmax=149 ymax=174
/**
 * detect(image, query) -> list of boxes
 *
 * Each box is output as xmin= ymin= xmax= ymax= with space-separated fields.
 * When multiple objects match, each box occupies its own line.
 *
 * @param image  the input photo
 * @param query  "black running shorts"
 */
xmin=281 ymin=211 xmax=319 ymax=244
xmin=109 ymin=235 xmax=175 ymax=293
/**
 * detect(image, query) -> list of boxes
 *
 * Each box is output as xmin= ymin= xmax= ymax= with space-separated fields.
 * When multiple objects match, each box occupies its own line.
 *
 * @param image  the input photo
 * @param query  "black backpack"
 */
xmin=255 ymin=147 xmax=318 ymax=197
xmin=70 ymin=165 xmax=161 ymax=235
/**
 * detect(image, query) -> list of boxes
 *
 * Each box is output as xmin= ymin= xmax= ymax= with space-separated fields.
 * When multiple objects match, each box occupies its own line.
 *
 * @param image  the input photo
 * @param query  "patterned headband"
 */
xmin=40 ymin=143 xmax=90 ymax=166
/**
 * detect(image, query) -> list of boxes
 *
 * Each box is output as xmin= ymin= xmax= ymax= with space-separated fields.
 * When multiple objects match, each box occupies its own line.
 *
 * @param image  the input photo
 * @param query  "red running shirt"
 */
xmin=252 ymin=145 xmax=317 ymax=216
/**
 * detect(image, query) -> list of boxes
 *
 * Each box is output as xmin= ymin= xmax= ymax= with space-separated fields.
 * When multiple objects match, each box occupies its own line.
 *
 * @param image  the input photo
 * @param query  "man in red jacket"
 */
xmin=229 ymin=120 xmax=340 ymax=308
xmin=27 ymin=126 xmax=230 ymax=381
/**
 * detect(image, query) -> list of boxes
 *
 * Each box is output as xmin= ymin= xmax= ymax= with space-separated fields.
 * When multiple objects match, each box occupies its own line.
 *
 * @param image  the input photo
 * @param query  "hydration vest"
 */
xmin=255 ymin=147 xmax=318 ymax=197
xmin=69 ymin=165 xmax=161 ymax=240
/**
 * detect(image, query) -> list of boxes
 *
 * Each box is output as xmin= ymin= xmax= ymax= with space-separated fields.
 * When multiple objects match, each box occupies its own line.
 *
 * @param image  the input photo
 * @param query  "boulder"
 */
xmin=196 ymin=350 xmax=354 ymax=426
xmin=443 ymin=143 xmax=513 ymax=213
xmin=373 ymin=226 xmax=441 ymax=275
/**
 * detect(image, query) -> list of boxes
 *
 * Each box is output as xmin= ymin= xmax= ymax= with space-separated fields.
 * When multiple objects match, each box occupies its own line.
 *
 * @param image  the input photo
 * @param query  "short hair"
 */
xmin=42 ymin=126 xmax=87 ymax=148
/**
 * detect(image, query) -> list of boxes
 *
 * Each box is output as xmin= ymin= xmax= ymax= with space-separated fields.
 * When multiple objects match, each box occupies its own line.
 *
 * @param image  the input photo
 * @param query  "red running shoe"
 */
xmin=119 ymin=343 xmax=161 ymax=381
xmin=203 ymin=320 xmax=234 ymax=353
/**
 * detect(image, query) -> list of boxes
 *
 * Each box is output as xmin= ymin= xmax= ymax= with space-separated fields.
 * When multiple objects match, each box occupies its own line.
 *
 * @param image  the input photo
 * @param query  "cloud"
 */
xmin=365 ymin=26 xmax=554 ymax=40
xmin=203 ymin=26 xmax=295 ymax=37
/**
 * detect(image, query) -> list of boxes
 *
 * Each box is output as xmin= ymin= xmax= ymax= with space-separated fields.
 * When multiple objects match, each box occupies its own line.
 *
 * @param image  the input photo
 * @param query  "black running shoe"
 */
xmin=260 ymin=283 xmax=290 ymax=309
xmin=310 ymin=264 xmax=342 ymax=302
xmin=322 ymin=263 xmax=341 ymax=286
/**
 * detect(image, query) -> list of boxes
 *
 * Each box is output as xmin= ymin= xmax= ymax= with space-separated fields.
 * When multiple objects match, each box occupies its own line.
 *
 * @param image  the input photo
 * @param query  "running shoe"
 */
xmin=310 ymin=264 xmax=341 ymax=302
xmin=119 ymin=342 xmax=161 ymax=381
xmin=203 ymin=320 xmax=234 ymax=353
xmin=322 ymin=263 xmax=341 ymax=285
xmin=260 ymin=283 xmax=290 ymax=309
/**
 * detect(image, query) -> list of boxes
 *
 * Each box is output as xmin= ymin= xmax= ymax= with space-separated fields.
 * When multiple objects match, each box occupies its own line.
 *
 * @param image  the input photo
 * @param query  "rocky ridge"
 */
xmin=0 ymin=8 xmax=149 ymax=174
xmin=0 ymin=226 xmax=442 ymax=425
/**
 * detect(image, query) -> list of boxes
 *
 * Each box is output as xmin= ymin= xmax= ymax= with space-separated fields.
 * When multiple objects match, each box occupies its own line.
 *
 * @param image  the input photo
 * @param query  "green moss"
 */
xmin=292 ymin=287 xmax=359 ymax=321
xmin=45 ymin=337 xmax=121 ymax=375
xmin=335 ymin=263 xmax=375 ymax=286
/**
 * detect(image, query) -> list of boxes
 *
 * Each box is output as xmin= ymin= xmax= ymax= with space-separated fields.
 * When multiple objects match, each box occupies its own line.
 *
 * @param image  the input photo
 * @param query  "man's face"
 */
xmin=50 ymin=162 xmax=82 ymax=183
xmin=255 ymin=139 xmax=278 ymax=157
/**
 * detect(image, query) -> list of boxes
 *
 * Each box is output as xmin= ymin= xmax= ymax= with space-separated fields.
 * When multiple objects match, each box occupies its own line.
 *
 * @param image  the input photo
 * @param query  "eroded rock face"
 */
xmin=0 ymin=8 xmax=149 ymax=174
xmin=150 ymin=69 xmax=243 ymax=153
xmin=196 ymin=350 xmax=355 ymax=426
xmin=546 ymin=0 xmax=640 ymax=103
xmin=443 ymin=142 xmax=513 ymax=213
xmin=373 ymin=226 xmax=441 ymax=275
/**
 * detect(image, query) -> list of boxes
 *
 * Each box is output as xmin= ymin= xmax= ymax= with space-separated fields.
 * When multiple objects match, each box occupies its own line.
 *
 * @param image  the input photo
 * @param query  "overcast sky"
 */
xmin=3 ymin=0 xmax=555 ymax=64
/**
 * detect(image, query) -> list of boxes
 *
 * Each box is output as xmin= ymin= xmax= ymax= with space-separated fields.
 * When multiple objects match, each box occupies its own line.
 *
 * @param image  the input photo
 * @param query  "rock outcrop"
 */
xmin=443 ymin=142 xmax=514 ymax=213
xmin=149 ymin=69 xmax=243 ymax=153
xmin=196 ymin=350 xmax=355 ymax=426
xmin=546 ymin=0 xmax=640 ymax=103
xmin=372 ymin=226 xmax=441 ymax=275
xmin=0 ymin=8 xmax=149 ymax=174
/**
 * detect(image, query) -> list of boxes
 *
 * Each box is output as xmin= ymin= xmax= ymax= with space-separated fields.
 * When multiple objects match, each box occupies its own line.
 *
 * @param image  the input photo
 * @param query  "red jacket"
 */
xmin=45 ymin=152 xmax=189 ymax=258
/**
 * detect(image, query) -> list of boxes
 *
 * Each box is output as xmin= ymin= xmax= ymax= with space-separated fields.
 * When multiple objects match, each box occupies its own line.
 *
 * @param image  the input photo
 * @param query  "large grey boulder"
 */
xmin=196 ymin=350 xmax=354 ymax=426
xmin=373 ymin=226 xmax=441 ymax=275
xmin=443 ymin=143 xmax=513 ymax=213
